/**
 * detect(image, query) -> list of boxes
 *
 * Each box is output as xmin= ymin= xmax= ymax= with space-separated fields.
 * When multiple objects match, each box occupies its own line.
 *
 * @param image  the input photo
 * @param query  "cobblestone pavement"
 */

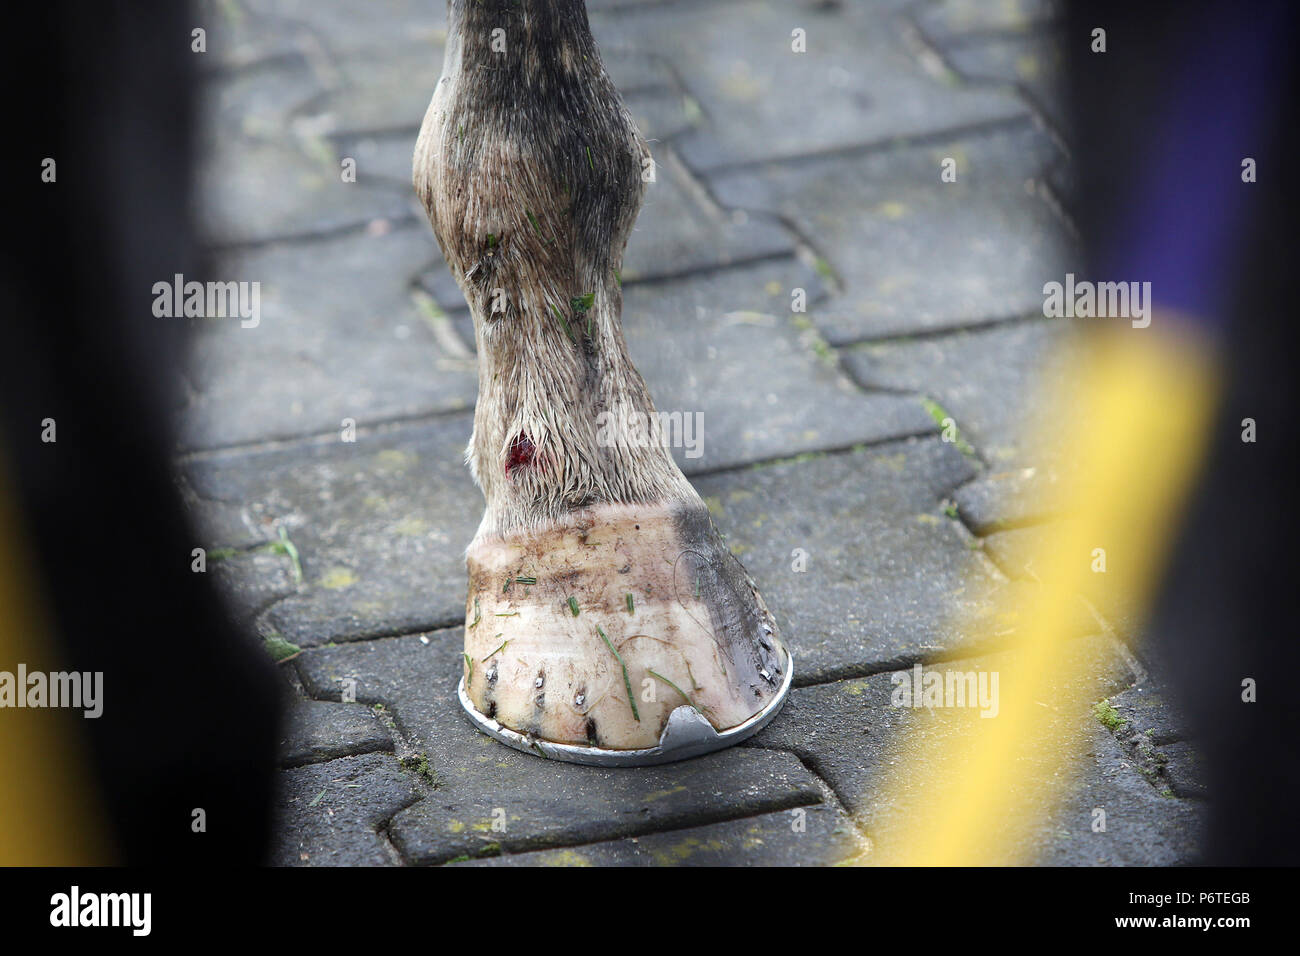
xmin=184 ymin=0 xmax=1206 ymax=865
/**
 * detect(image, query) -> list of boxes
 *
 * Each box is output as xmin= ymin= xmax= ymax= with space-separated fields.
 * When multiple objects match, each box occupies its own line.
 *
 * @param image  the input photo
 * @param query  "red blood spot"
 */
xmin=505 ymin=433 xmax=536 ymax=476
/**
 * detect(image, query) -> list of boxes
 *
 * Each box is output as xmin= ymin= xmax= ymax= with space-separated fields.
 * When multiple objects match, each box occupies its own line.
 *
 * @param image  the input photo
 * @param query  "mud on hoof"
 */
xmin=459 ymin=501 xmax=791 ymax=760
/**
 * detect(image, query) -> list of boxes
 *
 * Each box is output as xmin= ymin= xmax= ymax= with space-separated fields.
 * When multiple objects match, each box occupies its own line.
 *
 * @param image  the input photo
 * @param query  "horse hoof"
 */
xmin=458 ymin=500 xmax=791 ymax=765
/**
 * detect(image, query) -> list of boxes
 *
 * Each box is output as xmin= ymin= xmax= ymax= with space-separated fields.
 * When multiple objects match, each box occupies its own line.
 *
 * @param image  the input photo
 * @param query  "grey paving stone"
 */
xmin=186 ymin=495 xmax=281 ymax=551
xmin=292 ymin=630 xmax=824 ymax=865
xmin=279 ymin=698 xmax=395 ymax=767
xmin=1044 ymin=149 xmax=1078 ymax=216
xmin=587 ymin=0 xmax=1028 ymax=171
xmin=841 ymin=319 xmax=1078 ymax=467
xmin=982 ymin=523 xmax=1047 ymax=579
xmin=588 ymin=0 xmax=683 ymax=11
xmin=623 ymin=161 xmax=797 ymax=284
xmin=194 ymin=12 xmax=426 ymax=243
xmin=233 ymin=0 xmax=678 ymax=103
xmin=180 ymin=223 xmax=476 ymax=450
xmin=241 ymin=0 xmax=447 ymax=57
xmin=913 ymin=0 xmax=1062 ymax=43
xmin=978 ymin=516 xmax=1145 ymax=639
xmin=748 ymin=635 xmax=1203 ymax=863
xmin=1109 ymin=676 xmax=1191 ymax=747
xmin=623 ymin=85 xmax=705 ymax=144
xmin=1108 ymin=723 xmax=1193 ymax=797
xmin=184 ymin=415 xmax=478 ymax=646
xmin=208 ymin=547 xmax=299 ymax=624
xmin=458 ymin=804 xmax=864 ymax=866
xmin=749 ymin=636 xmax=1129 ymax=792
xmin=1161 ymin=740 xmax=1208 ymax=800
xmin=623 ymin=261 xmax=938 ymax=473
xmin=294 ymin=628 xmax=460 ymax=711
xmin=709 ymin=124 xmax=1080 ymax=344
xmin=952 ymin=465 xmax=1061 ymax=534
xmin=558 ymin=40 xmax=683 ymax=98
xmin=302 ymin=50 xmax=445 ymax=136
xmin=284 ymin=22 xmax=678 ymax=143
xmin=199 ymin=0 xmax=315 ymax=69
xmin=1101 ymin=661 xmax=1207 ymax=801
xmin=944 ymin=30 xmax=1069 ymax=137
xmin=196 ymin=40 xmax=419 ymax=246
xmin=326 ymin=128 xmax=421 ymax=190
xmin=692 ymin=437 xmax=1101 ymax=682
xmin=200 ymin=55 xmax=326 ymax=143
xmin=391 ymin=746 xmax=821 ymax=864
xmin=1033 ymin=724 xmax=1206 ymax=865
xmin=441 ymin=307 xmax=477 ymax=353
xmin=271 ymin=751 xmax=420 ymax=866
xmin=198 ymin=137 xmax=416 ymax=246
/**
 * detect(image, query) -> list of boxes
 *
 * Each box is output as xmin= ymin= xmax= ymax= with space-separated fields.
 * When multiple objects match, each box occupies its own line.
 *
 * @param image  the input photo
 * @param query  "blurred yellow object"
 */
xmin=0 ymin=447 xmax=110 ymax=865
xmin=871 ymin=323 xmax=1219 ymax=865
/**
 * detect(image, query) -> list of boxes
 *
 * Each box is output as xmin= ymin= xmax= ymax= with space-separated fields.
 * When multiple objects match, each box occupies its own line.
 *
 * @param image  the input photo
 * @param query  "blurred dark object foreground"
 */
xmin=1 ymin=1 xmax=281 ymax=864
xmin=1067 ymin=0 xmax=1300 ymax=864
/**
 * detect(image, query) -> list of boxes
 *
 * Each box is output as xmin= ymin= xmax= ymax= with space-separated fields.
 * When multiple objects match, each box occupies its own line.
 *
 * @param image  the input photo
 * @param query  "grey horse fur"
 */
xmin=414 ymin=0 xmax=696 ymax=536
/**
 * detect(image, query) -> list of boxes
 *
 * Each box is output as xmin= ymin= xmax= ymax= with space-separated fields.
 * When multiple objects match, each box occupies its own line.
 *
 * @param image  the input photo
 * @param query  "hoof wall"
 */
xmin=457 ymin=661 xmax=792 ymax=766
xmin=460 ymin=501 xmax=790 ymax=755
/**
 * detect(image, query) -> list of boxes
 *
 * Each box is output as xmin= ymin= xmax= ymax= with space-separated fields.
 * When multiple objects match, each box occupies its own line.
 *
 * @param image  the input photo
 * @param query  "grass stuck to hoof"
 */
xmin=263 ymin=635 xmax=301 ymax=663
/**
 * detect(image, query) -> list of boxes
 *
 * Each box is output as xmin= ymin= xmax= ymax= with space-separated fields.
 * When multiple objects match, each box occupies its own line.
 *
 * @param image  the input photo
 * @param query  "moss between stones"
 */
xmin=399 ymin=752 xmax=436 ymax=786
xmin=1093 ymin=697 xmax=1126 ymax=731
